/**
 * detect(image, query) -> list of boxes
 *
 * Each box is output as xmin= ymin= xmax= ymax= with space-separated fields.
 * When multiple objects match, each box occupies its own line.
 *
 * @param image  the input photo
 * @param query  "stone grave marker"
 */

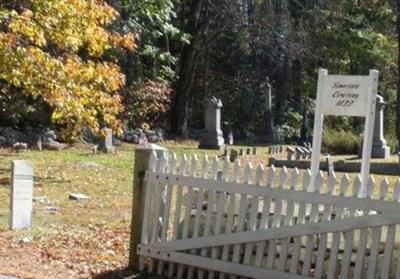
xmin=229 ymin=149 xmax=239 ymax=162
xmin=100 ymin=128 xmax=115 ymax=153
xmin=199 ymin=97 xmax=225 ymax=150
xmin=228 ymin=131 xmax=234 ymax=145
xmin=246 ymin=148 xmax=251 ymax=155
xmin=10 ymin=160 xmax=33 ymax=230
xmin=371 ymin=95 xmax=390 ymax=158
xmin=325 ymin=154 xmax=335 ymax=177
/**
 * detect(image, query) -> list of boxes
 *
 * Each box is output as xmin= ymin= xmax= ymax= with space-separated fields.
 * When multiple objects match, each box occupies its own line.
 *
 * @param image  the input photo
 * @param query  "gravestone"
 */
xmin=325 ymin=154 xmax=335 ymax=177
xmin=229 ymin=149 xmax=239 ymax=162
xmin=228 ymin=131 xmax=234 ymax=145
xmin=36 ymin=137 xmax=42 ymax=151
xmin=371 ymin=95 xmax=390 ymax=158
xmin=261 ymin=77 xmax=275 ymax=142
xmin=199 ymin=97 xmax=225 ymax=150
xmin=100 ymin=128 xmax=115 ymax=153
xmin=10 ymin=160 xmax=33 ymax=230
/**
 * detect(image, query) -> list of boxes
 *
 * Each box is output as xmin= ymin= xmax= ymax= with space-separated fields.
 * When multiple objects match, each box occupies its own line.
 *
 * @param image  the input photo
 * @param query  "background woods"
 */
xmin=0 ymin=0 xmax=399 ymax=149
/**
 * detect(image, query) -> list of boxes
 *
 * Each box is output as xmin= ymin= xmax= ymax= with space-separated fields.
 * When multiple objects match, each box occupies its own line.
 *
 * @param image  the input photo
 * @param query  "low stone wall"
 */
xmin=268 ymin=157 xmax=400 ymax=176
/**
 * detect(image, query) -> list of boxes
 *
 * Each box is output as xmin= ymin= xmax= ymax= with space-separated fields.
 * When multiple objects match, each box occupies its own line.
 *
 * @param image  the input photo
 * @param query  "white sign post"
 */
xmin=310 ymin=69 xmax=379 ymax=197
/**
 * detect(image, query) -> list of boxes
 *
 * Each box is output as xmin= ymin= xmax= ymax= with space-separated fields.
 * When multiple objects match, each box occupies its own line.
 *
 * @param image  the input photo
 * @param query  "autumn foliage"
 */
xmin=121 ymin=81 xmax=172 ymax=130
xmin=0 ymin=0 xmax=135 ymax=140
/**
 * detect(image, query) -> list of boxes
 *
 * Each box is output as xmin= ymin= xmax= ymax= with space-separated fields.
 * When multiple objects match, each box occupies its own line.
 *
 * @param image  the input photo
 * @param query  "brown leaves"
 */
xmin=0 ymin=223 xmax=131 ymax=278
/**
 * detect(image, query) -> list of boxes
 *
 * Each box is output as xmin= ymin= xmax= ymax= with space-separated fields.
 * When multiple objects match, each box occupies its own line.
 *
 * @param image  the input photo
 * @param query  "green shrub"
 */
xmin=386 ymin=134 xmax=398 ymax=154
xmin=322 ymin=129 xmax=361 ymax=155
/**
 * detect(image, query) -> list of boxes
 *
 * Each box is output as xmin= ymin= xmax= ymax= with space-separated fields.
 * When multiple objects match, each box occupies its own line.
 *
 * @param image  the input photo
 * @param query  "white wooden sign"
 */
xmin=320 ymin=75 xmax=371 ymax=117
xmin=310 ymin=69 xmax=378 ymax=197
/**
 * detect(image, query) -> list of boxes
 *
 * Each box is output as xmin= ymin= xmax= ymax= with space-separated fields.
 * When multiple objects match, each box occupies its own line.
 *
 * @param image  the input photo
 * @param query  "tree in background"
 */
xmin=111 ymin=0 xmax=186 ymax=130
xmin=0 ymin=0 xmax=135 ymax=140
xmin=173 ymin=0 xmax=398 ymax=146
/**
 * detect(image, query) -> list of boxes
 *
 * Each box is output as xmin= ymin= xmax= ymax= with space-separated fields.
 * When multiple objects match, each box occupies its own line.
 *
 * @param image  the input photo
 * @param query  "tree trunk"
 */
xmin=170 ymin=0 xmax=203 ymax=137
xmin=397 ymin=0 xmax=400 ymax=145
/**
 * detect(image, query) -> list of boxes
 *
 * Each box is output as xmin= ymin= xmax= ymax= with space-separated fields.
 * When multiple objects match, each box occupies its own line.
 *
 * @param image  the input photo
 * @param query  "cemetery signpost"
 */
xmin=310 ymin=69 xmax=379 ymax=197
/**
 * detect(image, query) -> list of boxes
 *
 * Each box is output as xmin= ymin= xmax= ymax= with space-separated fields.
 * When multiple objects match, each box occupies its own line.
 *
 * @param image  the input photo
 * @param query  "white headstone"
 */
xmin=10 ymin=160 xmax=33 ymax=230
xmin=101 ymin=128 xmax=115 ymax=153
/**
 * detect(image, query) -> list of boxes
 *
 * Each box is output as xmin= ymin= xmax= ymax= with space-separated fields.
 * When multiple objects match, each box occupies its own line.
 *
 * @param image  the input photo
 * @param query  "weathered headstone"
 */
xmin=36 ymin=137 xmax=42 ymax=151
xmin=371 ymin=95 xmax=390 ymax=158
xmin=228 ymin=131 xmax=234 ymax=145
xmin=100 ymin=128 xmax=115 ymax=153
xmin=229 ymin=149 xmax=239 ymax=162
xmin=10 ymin=160 xmax=33 ymax=230
xmin=69 ymin=193 xmax=91 ymax=200
xmin=199 ymin=97 xmax=225 ymax=150
xmin=325 ymin=154 xmax=335 ymax=177
xmin=261 ymin=77 xmax=275 ymax=143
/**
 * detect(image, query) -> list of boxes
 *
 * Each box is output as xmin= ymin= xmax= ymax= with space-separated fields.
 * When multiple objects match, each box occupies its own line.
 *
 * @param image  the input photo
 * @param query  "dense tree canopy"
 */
xmin=1 ymin=0 xmax=400 ymax=149
xmin=171 ymin=0 xmax=399 ymax=147
xmin=0 ymin=0 xmax=134 ymax=140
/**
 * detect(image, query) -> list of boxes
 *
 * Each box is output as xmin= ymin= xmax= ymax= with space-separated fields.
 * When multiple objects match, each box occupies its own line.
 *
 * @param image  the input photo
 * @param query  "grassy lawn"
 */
xmin=0 ymin=141 xmax=225 ymax=278
xmin=1 ymin=142 xmax=399 ymax=278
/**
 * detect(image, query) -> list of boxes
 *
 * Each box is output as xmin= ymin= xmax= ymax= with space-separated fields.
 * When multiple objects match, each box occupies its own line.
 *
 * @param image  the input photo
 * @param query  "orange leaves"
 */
xmin=0 ymin=0 xmax=135 ymax=141
xmin=122 ymin=80 xmax=172 ymax=130
xmin=111 ymin=32 xmax=137 ymax=51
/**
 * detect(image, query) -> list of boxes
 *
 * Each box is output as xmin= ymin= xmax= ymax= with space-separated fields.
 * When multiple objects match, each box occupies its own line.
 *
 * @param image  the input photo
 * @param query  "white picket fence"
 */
xmin=136 ymin=151 xmax=400 ymax=278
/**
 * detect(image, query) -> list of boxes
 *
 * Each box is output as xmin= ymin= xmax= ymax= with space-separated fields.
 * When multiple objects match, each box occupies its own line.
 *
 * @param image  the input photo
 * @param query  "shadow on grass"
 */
xmin=92 ymin=268 xmax=165 ymax=279
xmin=0 ymin=177 xmax=11 ymax=187
xmin=345 ymin=156 xmax=360 ymax=161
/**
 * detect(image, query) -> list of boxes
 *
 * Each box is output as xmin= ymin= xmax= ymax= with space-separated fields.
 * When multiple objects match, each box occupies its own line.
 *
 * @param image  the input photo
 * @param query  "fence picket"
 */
xmin=381 ymin=180 xmax=400 ymax=279
xmin=353 ymin=177 xmax=375 ymax=279
xmin=266 ymin=166 xmax=288 ymax=269
xmin=198 ymin=156 xmax=219 ymax=279
xmin=208 ymin=157 xmax=230 ymax=279
xmin=167 ymin=154 xmax=188 ymax=277
xmin=302 ymin=171 xmax=324 ymax=276
xmin=176 ymin=155 xmax=198 ymax=278
xmin=157 ymin=153 xmax=177 ymax=275
xmin=187 ymin=155 xmax=210 ymax=279
xmin=339 ymin=175 xmax=361 ymax=278
xmin=289 ymin=169 xmax=311 ymax=273
xmin=314 ymin=173 xmax=336 ymax=278
xmin=326 ymin=174 xmax=350 ymax=279
xmin=148 ymin=152 xmax=168 ymax=273
xmin=230 ymin=163 xmax=253 ymax=279
xmin=253 ymin=166 xmax=276 ymax=268
xmin=243 ymin=164 xmax=264 ymax=266
xmin=219 ymin=160 xmax=242 ymax=279
xmin=278 ymin=168 xmax=300 ymax=271
xmin=366 ymin=178 xmax=389 ymax=279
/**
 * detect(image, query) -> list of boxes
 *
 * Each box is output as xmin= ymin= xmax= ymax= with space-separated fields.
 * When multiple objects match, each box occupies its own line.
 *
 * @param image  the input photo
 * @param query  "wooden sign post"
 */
xmin=310 ymin=69 xmax=379 ymax=197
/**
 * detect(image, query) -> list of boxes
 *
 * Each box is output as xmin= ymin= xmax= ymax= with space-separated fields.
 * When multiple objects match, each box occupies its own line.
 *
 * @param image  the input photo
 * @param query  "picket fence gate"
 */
xmin=136 ymin=151 xmax=400 ymax=278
